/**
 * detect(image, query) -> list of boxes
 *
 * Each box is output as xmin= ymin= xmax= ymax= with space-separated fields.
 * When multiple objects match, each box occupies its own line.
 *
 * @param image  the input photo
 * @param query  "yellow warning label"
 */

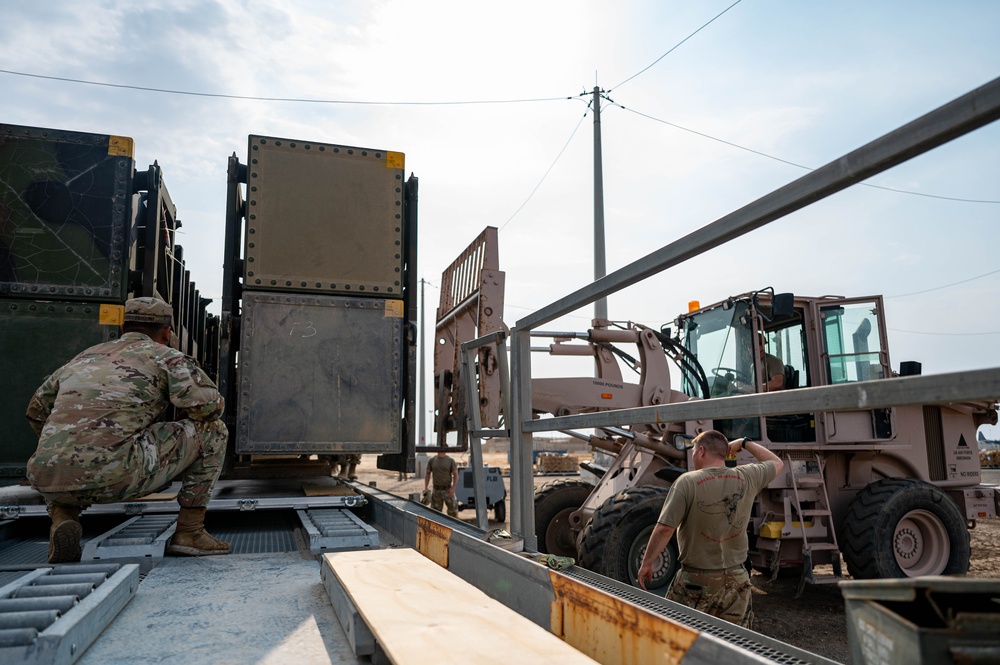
xmin=384 ymin=300 xmax=404 ymax=318
xmin=386 ymin=151 xmax=404 ymax=169
xmin=100 ymin=304 xmax=125 ymax=325
xmin=108 ymin=136 xmax=134 ymax=157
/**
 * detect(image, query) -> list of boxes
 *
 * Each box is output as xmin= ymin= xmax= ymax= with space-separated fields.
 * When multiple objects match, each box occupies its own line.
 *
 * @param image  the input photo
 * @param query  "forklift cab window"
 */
xmin=821 ymin=303 xmax=886 ymax=384
xmin=762 ymin=312 xmax=816 ymax=443
xmin=760 ymin=318 xmax=808 ymax=391
xmin=681 ymin=300 xmax=750 ymax=398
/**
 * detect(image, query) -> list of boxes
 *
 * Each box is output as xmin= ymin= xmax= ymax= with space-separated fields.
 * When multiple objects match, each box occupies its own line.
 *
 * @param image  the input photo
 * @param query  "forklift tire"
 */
xmin=494 ymin=500 xmax=506 ymax=524
xmin=578 ymin=486 xmax=677 ymax=594
xmin=534 ymin=480 xmax=594 ymax=557
xmin=840 ymin=477 xmax=970 ymax=579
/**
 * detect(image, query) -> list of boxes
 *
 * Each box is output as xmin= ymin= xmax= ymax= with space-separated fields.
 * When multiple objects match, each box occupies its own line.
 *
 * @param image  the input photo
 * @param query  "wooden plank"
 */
xmin=323 ymin=549 xmax=598 ymax=664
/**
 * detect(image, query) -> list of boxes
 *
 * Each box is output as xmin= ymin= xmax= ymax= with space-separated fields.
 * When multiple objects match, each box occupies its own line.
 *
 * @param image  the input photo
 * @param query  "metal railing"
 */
xmin=507 ymin=76 xmax=1000 ymax=549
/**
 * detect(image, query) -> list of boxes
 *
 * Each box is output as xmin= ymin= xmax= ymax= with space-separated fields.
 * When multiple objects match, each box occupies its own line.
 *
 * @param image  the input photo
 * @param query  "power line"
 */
xmin=889 ymin=328 xmax=1000 ymax=336
xmin=0 ymin=68 xmax=573 ymax=106
xmin=613 ymin=102 xmax=1000 ymax=204
xmin=886 ymin=267 xmax=1000 ymax=298
xmin=498 ymin=109 xmax=590 ymax=232
xmin=611 ymin=0 xmax=744 ymax=92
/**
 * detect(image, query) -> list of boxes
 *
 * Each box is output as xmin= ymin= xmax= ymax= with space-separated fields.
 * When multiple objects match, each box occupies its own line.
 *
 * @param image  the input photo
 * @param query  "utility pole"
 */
xmin=592 ymin=85 xmax=608 ymax=321
xmin=418 ymin=278 xmax=427 ymax=448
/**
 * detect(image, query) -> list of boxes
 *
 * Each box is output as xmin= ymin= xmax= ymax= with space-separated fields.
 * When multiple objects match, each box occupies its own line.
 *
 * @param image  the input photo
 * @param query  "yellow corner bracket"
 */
xmin=108 ymin=135 xmax=134 ymax=158
xmin=386 ymin=151 xmax=404 ymax=169
xmin=99 ymin=304 xmax=125 ymax=326
xmin=384 ymin=300 xmax=404 ymax=318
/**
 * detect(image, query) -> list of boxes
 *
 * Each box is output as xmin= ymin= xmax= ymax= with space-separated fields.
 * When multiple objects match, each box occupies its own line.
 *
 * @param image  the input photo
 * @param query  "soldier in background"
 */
xmin=327 ymin=454 xmax=361 ymax=480
xmin=637 ymin=430 xmax=782 ymax=628
xmin=338 ymin=454 xmax=362 ymax=480
xmin=25 ymin=297 xmax=230 ymax=563
xmin=423 ymin=449 xmax=459 ymax=517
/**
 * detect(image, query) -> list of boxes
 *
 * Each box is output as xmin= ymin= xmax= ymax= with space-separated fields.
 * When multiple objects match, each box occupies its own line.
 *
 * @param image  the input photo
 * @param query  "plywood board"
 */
xmin=323 ymin=548 xmax=598 ymax=664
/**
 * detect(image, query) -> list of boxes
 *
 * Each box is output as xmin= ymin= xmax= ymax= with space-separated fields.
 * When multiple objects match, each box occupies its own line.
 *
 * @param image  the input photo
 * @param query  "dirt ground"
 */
xmin=354 ymin=455 xmax=1000 ymax=664
xmin=750 ymin=516 xmax=1000 ymax=663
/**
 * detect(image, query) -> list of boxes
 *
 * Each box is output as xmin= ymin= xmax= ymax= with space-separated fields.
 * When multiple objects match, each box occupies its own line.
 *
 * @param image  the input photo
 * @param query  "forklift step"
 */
xmin=80 ymin=514 xmax=177 ymax=573
xmin=805 ymin=543 xmax=840 ymax=552
xmin=798 ymin=509 xmax=831 ymax=517
xmin=296 ymin=509 xmax=379 ymax=554
xmin=0 ymin=563 xmax=138 ymax=664
xmin=808 ymin=573 xmax=842 ymax=585
xmin=793 ymin=477 xmax=825 ymax=487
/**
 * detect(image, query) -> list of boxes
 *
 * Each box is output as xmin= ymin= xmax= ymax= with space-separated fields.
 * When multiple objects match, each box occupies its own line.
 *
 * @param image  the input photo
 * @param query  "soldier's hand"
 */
xmin=637 ymin=562 xmax=652 ymax=591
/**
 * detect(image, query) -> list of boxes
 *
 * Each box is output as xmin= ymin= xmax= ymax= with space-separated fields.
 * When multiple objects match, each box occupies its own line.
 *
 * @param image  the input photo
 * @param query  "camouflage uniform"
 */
xmin=26 ymin=329 xmax=227 ymax=510
xmin=426 ymin=453 xmax=459 ymax=517
xmin=665 ymin=565 xmax=754 ymax=627
xmin=656 ymin=461 xmax=776 ymax=628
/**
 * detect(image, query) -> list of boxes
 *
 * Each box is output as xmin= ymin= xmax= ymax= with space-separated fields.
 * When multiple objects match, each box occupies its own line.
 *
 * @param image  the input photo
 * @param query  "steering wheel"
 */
xmin=711 ymin=366 xmax=751 ymax=384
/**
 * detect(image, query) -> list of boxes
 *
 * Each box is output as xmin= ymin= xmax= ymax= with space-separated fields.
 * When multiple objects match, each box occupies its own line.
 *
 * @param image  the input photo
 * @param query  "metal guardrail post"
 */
xmin=460 ymin=341 xmax=489 ymax=529
xmin=460 ymin=330 xmax=512 ymax=530
xmin=509 ymin=328 xmax=536 ymax=549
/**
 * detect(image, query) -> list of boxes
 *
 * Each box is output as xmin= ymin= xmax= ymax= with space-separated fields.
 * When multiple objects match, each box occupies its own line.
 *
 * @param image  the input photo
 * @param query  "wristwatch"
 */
xmin=741 ymin=438 xmax=753 ymax=451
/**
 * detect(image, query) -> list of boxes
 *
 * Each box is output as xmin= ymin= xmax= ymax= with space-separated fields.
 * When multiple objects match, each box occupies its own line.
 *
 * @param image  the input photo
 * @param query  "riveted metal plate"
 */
xmin=244 ymin=135 xmax=405 ymax=296
xmin=0 ymin=123 xmax=133 ymax=301
xmin=237 ymin=292 xmax=403 ymax=453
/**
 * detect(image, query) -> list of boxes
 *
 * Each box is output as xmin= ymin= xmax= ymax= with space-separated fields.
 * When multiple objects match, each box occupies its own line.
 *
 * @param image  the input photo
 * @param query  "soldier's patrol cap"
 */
xmin=123 ymin=297 xmax=174 ymax=326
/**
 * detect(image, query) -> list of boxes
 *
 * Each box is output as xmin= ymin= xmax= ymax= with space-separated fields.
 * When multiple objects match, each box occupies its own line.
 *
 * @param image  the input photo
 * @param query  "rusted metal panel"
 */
xmin=549 ymin=572 xmax=699 ymax=665
xmin=416 ymin=516 xmax=451 ymax=568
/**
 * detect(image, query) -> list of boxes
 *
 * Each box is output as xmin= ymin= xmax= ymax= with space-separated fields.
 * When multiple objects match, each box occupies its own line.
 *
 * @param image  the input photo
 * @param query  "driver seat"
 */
xmin=783 ymin=365 xmax=799 ymax=389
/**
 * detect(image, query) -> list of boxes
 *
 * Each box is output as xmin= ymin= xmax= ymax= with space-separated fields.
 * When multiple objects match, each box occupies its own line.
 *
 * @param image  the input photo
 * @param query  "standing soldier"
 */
xmin=637 ymin=430 xmax=782 ymax=627
xmin=423 ymin=449 xmax=459 ymax=517
xmin=340 ymin=454 xmax=362 ymax=481
xmin=25 ymin=297 xmax=230 ymax=563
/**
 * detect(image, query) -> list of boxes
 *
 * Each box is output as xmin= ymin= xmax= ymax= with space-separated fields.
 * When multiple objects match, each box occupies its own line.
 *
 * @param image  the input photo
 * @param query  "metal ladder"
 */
xmin=786 ymin=453 xmax=842 ymax=596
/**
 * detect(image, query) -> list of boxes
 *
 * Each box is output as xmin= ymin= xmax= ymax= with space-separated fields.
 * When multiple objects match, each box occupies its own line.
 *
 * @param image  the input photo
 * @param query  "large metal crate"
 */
xmin=0 ymin=299 xmax=119 ymax=483
xmin=0 ymin=124 xmax=134 ymax=301
xmin=243 ymin=135 xmax=405 ymax=297
xmin=236 ymin=292 xmax=404 ymax=454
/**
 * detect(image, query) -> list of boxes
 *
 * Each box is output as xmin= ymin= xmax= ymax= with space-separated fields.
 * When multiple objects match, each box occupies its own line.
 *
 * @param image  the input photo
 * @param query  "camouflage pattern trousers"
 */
xmin=666 ymin=564 xmax=754 ymax=628
xmin=39 ymin=419 xmax=227 ymax=510
xmin=430 ymin=486 xmax=459 ymax=517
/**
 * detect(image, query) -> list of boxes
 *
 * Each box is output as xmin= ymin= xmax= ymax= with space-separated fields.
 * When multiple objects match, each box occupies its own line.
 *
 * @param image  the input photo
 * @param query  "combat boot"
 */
xmin=347 ymin=463 xmax=358 ymax=480
xmin=336 ymin=463 xmax=348 ymax=478
xmin=166 ymin=507 xmax=231 ymax=556
xmin=48 ymin=505 xmax=83 ymax=564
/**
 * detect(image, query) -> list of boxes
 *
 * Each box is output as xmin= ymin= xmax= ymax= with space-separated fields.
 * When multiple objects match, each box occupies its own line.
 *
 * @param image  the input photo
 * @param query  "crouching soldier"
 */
xmin=25 ymin=297 xmax=230 ymax=563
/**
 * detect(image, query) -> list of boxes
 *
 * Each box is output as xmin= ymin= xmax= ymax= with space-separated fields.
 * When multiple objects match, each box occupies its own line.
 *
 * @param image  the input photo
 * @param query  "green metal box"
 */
xmin=0 ymin=299 xmax=118 ymax=483
xmin=0 ymin=124 xmax=134 ymax=301
xmin=841 ymin=576 xmax=1000 ymax=664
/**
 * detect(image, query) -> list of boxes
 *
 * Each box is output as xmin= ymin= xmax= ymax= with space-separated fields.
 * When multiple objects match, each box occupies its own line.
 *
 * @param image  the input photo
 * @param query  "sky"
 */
xmin=2 ymin=0 xmax=998 ymax=435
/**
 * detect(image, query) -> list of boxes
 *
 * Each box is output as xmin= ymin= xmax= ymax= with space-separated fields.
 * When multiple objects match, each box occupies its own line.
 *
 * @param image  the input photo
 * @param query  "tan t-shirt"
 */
xmin=657 ymin=462 xmax=777 ymax=569
xmin=427 ymin=454 xmax=457 ymax=488
xmin=764 ymin=353 xmax=784 ymax=387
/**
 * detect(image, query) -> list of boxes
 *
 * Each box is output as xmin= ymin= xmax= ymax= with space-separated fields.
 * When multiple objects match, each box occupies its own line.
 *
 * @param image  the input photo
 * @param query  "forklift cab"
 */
xmin=679 ymin=293 xmax=894 ymax=444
